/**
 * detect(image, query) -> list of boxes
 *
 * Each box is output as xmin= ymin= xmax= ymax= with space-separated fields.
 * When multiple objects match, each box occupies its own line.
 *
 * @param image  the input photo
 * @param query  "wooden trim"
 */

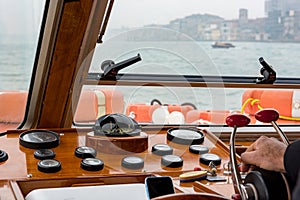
xmin=9 ymin=181 xmax=25 ymax=200
xmin=63 ymin=0 xmax=109 ymax=127
xmin=25 ymin=0 xmax=108 ymax=128
xmin=38 ymin=0 xmax=93 ymax=128
xmin=23 ymin=0 xmax=64 ymax=129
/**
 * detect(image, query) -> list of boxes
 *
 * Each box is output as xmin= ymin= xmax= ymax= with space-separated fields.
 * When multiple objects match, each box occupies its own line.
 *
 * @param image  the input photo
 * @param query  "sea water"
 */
xmin=1 ymin=41 xmax=300 ymax=111
xmin=0 ymin=40 xmax=36 ymax=91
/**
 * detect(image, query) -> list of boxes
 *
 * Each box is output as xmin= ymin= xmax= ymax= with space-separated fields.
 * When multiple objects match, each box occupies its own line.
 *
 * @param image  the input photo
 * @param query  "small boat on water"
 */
xmin=212 ymin=41 xmax=235 ymax=48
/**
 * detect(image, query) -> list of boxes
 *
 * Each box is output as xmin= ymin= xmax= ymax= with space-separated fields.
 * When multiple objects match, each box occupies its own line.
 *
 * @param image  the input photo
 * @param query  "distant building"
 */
xmin=265 ymin=0 xmax=300 ymax=16
xmin=265 ymin=0 xmax=300 ymax=40
xmin=283 ymin=10 xmax=300 ymax=40
xmin=117 ymin=0 xmax=300 ymax=42
xmin=239 ymin=9 xmax=249 ymax=26
xmin=265 ymin=10 xmax=283 ymax=40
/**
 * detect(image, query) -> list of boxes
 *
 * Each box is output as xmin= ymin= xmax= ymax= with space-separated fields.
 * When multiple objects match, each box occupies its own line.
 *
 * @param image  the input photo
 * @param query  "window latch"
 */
xmin=256 ymin=57 xmax=276 ymax=84
xmin=99 ymin=54 xmax=142 ymax=80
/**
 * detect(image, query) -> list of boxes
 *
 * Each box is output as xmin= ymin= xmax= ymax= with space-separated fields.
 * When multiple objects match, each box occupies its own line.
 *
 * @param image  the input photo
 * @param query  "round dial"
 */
xmin=121 ymin=156 xmax=144 ymax=169
xmin=34 ymin=149 xmax=56 ymax=160
xmin=199 ymin=153 xmax=221 ymax=166
xmin=0 ymin=150 xmax=8 ymax=162
xmin=151 ymin=143 xmax=173 ymax=156
xmin=161 ymin=154 xmax=183 ymax=168
xmin=75 ymin=146 xmax=97 ymax=158
xmin=167 ymin=128 xmax=204 ymax=145
xmin=189 ymin=145 xmax=209 ymax=155
xmin=19 ymin=130 xmax=60 ymax=149
xmin=81 ymin=158 xmax=104 ymax=171
xmin=37 ymin=159 xmax=61 ymax=173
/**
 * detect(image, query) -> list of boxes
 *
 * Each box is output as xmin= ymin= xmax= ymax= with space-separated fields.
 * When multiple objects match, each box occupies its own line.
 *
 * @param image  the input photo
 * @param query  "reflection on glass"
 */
xmin=0 ymin=0 xmax=45 ymax=132
xmin=76 ymin=1 xmax=300 ymax=126
xmin=0 ymin=0 xmax=45 ymax=90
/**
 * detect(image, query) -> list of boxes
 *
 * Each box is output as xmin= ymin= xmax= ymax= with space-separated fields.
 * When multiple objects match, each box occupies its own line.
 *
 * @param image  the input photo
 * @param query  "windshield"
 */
xmin=0 ymin=0 xmax=45 ymax=132
xmin=74 ymin=0 xmax=300 ymax=126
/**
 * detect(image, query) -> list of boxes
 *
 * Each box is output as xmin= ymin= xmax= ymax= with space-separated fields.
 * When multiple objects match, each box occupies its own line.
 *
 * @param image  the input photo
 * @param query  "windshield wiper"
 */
xmin=97 ymin=0 xmax=114 ymax=43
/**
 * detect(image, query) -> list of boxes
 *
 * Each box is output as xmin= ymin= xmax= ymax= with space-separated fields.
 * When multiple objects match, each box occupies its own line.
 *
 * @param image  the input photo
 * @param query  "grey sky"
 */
xmin=0 ymin=0 xmax=44 ymax=35
xmin=0 ymin=0 xmax=265 ymax=33
xmin=109 ymin=0 xmax=266 ymax=28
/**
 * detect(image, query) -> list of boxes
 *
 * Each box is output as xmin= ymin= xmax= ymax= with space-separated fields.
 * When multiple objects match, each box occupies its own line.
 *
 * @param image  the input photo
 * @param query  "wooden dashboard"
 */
xmin=0 ymin=128 xmax=238 ymax=200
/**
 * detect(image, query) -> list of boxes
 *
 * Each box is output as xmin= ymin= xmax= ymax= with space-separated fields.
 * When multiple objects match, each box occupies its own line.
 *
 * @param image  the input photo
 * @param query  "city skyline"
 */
xmin=109 ymin=0 xmax=266 ymax=28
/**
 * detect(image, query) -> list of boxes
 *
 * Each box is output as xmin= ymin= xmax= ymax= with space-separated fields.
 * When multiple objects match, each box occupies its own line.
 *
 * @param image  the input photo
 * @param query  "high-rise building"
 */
xmin=265 ymin=0 xmax=300 ymax=40
xmin=265 ymin=0 xmax=300 ymax=16
xmin=239 ymin=8 xmax=248 ymax=25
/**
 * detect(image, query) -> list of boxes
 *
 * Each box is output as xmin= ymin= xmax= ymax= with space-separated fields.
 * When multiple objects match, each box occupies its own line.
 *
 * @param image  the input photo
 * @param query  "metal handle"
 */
xmin=226 ymin=114 xmax=251 ymax=200
xmin=255 ymin=109 xmax=290 ymax=145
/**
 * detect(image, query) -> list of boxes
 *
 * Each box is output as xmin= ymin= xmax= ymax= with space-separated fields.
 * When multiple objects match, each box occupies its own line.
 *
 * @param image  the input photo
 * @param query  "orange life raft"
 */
xmin=242 ymin=89 xmax=300 ymax=122
xmin=126 ymin=100 xmax=196 ymax=123
xmin=185 ymin=110 xmax=231 ymax=124
xmin=0 ymin=89 xmax=125 ymax=129
xmin=74 ymin=89 xmax=124 ymax=123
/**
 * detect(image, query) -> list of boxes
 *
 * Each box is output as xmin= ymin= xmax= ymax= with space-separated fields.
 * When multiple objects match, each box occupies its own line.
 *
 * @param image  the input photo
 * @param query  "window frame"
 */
xmin=20 ymin=0 xmax=109 ymax=130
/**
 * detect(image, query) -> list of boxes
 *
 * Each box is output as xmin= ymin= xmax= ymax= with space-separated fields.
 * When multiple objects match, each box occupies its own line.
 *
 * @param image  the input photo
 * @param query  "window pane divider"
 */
xmin=86 ymin=73 xmax=300 ymax=89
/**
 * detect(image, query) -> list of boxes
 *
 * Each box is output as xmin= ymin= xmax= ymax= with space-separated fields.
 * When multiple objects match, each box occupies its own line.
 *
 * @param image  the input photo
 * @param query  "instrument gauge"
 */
xmin=34 ymin=149 xmax=56 ymax=160
xmin=75 ymin=146 xmax=97 ymax=158
xmin=167 ymin=128 xmax=204 ymax=145
xmin=19 ymin=130 xmax=60 ymax=149
xmin=81 ymin=158 xmax=104 ymax=171
xmin=37 ymin=159 xmax=61 ymax=173
xmin=0 ymin=150 xmax=8 ymax=162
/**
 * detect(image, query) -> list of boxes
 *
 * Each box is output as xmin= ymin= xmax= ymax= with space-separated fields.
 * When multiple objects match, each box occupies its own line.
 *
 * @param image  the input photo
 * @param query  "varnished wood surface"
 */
xmin=86 ymin=132 xmax=149 ymax=154
xmin=0 ymin=128 xmax=239 ymax=199
xmin=1 ymin=128 xmax=235 ymax=178
xmin=38 ymin=0 xmax=96 ymax=128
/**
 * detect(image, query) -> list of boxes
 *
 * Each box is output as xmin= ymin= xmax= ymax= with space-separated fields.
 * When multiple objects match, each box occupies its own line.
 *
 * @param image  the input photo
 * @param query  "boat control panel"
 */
xmin=0 ymin=109 xmax=291 ymax=199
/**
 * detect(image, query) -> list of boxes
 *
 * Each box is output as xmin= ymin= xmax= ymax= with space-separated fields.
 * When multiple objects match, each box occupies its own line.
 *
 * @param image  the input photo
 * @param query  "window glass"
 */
xmin=0 ymin=0 xmax=45 ymax=132
xmin=91 ymin=0 xmax=300 ymax=77
xmin=76 ymin=85 xmax=300 ymax=126
xmin=78 ymin=0 xmax=300 ymax=126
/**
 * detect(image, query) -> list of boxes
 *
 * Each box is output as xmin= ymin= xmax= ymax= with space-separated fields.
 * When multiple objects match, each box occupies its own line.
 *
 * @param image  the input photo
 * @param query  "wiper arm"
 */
xmin=97 ymin=0 xmax=114 ymax=43
xmin=100 ymin=53 xmax=142 ymax=80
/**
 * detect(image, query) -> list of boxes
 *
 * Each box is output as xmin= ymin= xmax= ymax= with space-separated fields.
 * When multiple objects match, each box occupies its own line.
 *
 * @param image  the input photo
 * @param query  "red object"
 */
xmin=231 ymin=194 xmax=241 ymax=200
xmin=255 ymin=109 xmax=279 ymax=123
xmin=226 ymin=114 xmax=250 ymax=127
xmin=193 ymin=167 xmax=201 ymax=171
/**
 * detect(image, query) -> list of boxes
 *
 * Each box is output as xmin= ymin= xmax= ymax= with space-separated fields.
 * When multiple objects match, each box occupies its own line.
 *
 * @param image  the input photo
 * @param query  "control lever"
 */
xmin=227 ymin=112 xmax=291 ymax=200
xmin=100 ymin=54 xmax=142 ymax=80
xmin=255 ymin=109 xmax=289 ymax=145
xmin=256 ymin=57 xmax=276 ymax=84
xmin=226 ymin=114 xmax=252 ymax=200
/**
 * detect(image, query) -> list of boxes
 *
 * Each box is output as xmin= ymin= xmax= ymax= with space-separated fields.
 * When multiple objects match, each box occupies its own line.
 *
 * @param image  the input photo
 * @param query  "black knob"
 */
xmin=0 ymin=150 xmax=8 ymax=162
